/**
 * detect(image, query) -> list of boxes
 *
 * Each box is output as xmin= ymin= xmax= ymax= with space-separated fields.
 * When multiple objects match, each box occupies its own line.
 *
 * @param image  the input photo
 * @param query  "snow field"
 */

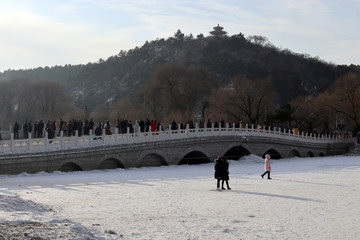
xmin=0 ymin=154 xmax=359 ymax=239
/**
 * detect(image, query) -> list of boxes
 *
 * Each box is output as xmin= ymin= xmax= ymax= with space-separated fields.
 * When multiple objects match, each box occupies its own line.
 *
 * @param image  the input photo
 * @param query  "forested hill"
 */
xmin=0 ymin=65 xmax=84 ymax=85
xmin=1 ymin=30 xmax=359 ymax=109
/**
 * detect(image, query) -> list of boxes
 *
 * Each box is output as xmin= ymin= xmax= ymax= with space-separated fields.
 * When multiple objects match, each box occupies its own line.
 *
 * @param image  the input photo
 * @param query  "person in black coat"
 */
xmin=13 ymin=121 xmax=20 ymax=139
xmin=214 ymin=156 xmax=231 ymax=190
xmin=221 ymin=156 xmax=231 ymax=190
xmin=214 ymin=156 xmax=222 ymax=190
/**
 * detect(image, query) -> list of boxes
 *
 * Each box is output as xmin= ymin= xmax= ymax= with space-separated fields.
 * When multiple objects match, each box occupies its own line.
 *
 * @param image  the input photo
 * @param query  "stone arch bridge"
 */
xmin=0 ymin=125 xmax=353 ymax=175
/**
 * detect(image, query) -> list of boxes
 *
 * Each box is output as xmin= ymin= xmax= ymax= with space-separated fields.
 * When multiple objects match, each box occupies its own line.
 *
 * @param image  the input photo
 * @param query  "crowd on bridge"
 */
xmin=4 ymin=117 xmax=352 ymax=142
xmin=8 ymin=118 xmax=246 ymax=140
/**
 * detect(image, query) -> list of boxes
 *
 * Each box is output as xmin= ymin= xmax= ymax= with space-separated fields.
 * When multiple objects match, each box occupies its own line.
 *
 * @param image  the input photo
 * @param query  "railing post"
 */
xmin=89 ymin=129 xmax=93 ymax=146
xmin=186 ymin=124 xmax=189 ymax=136
xmin=10 ymin=133 xmax=14 ymax=152
xmin=60 ymin=131 xmax=64 ymax=149
xmin=102 ymin=128 xmax=106 ymax=144
xmin=45 ymin=132 xmax=49 ymax=150
xmin=126 ymin=127 xmax=130 ymax=142
xmin=75 ymin=130 xmax=79 ymax=147
xmin=28 ymin=132 xmax=32 ymax=151
xmin=115 ymin=128 xmax=119 ymax=144
xmin=169 ymin=125 xmax=172 ymax=139
xmin=149 ymin=126 xmax=152 ymax=141
xmin=159 ymin=125 xmax=162 ymax=139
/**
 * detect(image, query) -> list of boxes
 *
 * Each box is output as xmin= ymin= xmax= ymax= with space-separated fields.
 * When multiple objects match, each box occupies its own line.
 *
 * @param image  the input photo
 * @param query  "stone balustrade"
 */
xmin=0 ymin=124 xmax=353 ymax=154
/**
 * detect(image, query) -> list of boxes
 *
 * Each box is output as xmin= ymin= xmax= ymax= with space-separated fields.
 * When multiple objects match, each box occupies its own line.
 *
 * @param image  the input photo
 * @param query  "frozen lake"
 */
xmin=1 ymin=154 xmax=360 ymax=239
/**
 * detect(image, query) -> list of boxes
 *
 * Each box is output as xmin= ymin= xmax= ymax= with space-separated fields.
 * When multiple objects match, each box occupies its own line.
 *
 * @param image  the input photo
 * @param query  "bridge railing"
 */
xmin=0 ymin=124 xmax=353 ymax=154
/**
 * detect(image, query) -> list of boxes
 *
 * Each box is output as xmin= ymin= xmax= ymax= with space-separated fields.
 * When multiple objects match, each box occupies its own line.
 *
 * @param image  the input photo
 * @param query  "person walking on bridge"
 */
xmin=261 ymin=154 xmax=272 ymax=179
xmin=13 ymin=121 xmax=19 ymax=139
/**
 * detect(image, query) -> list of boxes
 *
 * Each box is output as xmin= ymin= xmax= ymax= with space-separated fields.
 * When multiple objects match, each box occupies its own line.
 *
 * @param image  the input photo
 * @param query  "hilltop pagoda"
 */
xmin=210 ymin=24 xmax=227 ymax=37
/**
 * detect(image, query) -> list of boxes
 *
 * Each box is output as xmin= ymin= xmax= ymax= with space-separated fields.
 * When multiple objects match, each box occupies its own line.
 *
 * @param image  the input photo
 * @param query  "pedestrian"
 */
xmin=13 ymin=121 xmax=20 ymax=139
xmin=88 ymin=119 xmax=94 ymax=134
xmin=62 ymin=121 xmax=68 ymax=137
xmin=28 ymin=121 xmax=33 ymax=138
xmin=222 ymin=156 xmax=231 ymax=190
xmin=261 ymin=154 xmax=272 ymax=179
xmin=214 ymin=156 xmax=222 ymax=190
xmin=34 ymin=121 xmax=38 ymax=138
xmin=38 ymin=120 xmax=44 ymax=138
xmin=77 ymin=119 xmax=83 ymax=136
xmin=50 ymin=121 xmax=56 ymax=139
xmin=59 ymin=118 xmax=64 ymax=136
xmin=84 ymin=119 xmax=89 ymax=135
xmin=214 ymin=156 xmax=231 ymax=190
xmin=23 ymin=121 xmax=28 ymax=138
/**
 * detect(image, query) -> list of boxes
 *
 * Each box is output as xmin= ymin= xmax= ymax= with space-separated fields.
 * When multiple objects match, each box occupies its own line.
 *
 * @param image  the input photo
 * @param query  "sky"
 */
xmin=0 ymin=0 xmax=359 ymax=72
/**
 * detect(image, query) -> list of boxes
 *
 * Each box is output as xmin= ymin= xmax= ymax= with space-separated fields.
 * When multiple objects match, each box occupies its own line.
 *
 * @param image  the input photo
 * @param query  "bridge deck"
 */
xmin=0 ymin=125 xmax=352 ymax=155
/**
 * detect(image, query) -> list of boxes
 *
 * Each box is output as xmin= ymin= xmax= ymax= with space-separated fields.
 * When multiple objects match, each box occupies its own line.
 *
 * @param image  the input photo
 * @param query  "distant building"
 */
xmin=210 ymin=24 xmax=227 ymax=37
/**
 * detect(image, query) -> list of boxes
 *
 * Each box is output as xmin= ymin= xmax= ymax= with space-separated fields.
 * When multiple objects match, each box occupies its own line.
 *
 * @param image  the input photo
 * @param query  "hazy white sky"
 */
xmin=0 ymin=0 xmax=359 ymax=72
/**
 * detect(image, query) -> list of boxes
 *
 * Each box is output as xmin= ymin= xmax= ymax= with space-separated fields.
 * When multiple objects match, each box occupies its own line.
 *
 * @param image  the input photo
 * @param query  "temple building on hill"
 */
xmin=210 ymin=24 xmax=227 ymax=37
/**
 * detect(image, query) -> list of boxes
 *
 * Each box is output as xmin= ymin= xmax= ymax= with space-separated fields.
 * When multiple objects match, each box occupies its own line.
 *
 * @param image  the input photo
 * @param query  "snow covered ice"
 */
xmin=0 ymin=154 xmax=359 ymax=239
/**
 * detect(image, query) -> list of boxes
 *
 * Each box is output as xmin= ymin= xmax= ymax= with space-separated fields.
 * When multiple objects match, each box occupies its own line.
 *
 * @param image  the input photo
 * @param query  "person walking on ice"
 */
xmin=261 ymin=154 xmax=272 ymax=179
xmin=214 ymin=156 xmax=231 ymax=190
xmin=222 ymin=156 xmax=231 ymax=190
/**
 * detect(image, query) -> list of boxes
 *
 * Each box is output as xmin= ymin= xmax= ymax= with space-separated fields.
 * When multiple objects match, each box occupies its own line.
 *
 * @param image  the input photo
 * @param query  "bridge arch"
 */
xmin=288 ymin=149 xmax=301 ymax=158
xmin=58 ymin=162 xmax=83 ymax=172
xmin=263 ymin=149 xmax=282 ymax=159
xmin=98 ymin=158 xmax=125 ymax=169
xmin=223 ymin=145 xmax=251 ymax=160
xmin=138 ymin=153 xmax=168 ymax=167
xmin=179 ymin=151 xmax=210 ymax=165
xmin=307 ymin=151 xmax=315 ymax=157
xmin=177 ymin=146 xmax=211 ymax=165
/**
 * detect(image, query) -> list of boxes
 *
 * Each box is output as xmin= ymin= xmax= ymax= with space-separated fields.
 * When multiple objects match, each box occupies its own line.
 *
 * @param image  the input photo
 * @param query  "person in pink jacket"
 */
xmin=261 ymin=154 xmax=272 ymax=179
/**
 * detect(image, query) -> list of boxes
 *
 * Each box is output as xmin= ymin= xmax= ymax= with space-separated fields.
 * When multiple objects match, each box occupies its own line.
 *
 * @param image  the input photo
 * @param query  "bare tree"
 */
xmin=0 ymin=80 xmax=70 ymax=127
xmin=109 ymin=99 xmax=138 ymax=122
xmin=289 ymin=95 xmax=331 ymax=133
xmin=32 ymin=81 xmax=69 ymax=120
xmin=137 ymin=65 xmax=214 ymax=121
xmin=319 ymin=73 xmax=360 ymax=135
xmin=0 ymin=80 xmax=18 ymax=122
xmin=210 ymin=75 xmax=276 ymax=125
